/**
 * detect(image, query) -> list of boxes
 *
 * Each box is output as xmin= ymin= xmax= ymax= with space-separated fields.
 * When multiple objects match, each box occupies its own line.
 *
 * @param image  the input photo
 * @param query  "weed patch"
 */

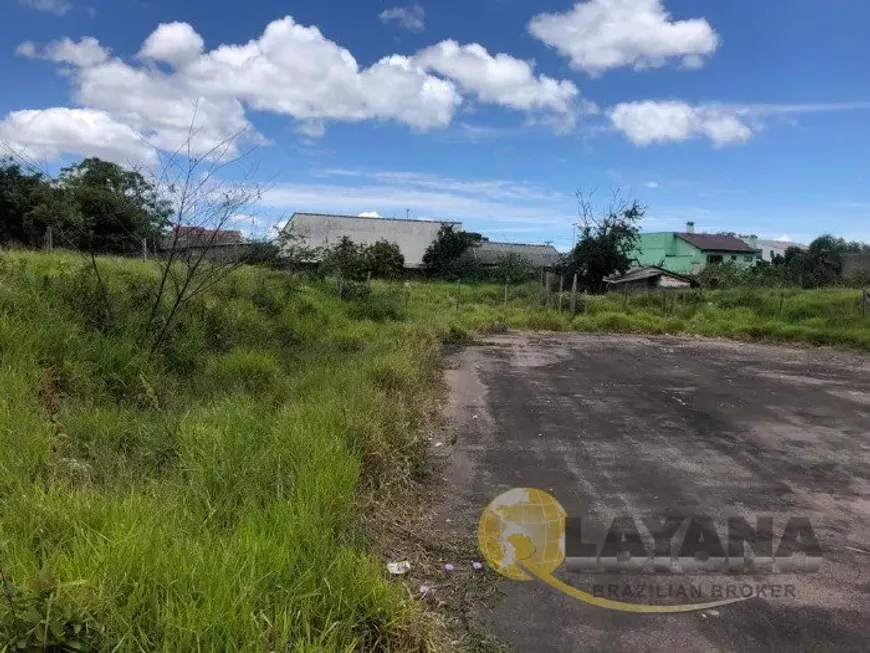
xmin=0 ymin=252 xmax=441 ymax=652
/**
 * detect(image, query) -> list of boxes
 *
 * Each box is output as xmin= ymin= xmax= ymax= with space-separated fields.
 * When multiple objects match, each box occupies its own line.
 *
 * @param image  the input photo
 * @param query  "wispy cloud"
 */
xmin=19 ymin=0 xmax=71 ymax=15
xmin=379 ymin=3 xmax=425 ymax=32
xmin=442 ymin=122 xmax=523 ymax=143
xmin=261 ymin=168 xmax=575 ymax=246
xmin=724 ymin=101 xmax=870 ymax=117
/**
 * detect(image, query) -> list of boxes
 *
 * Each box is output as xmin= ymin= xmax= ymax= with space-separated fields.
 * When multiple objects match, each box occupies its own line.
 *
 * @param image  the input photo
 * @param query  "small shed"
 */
xmin=605 ymin=266 xmax=697 ymax=291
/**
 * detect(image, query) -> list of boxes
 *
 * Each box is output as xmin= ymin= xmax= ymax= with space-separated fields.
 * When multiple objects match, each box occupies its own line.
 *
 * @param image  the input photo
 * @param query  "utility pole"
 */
xmin=571 ymin=223 xmax=582 ymax=248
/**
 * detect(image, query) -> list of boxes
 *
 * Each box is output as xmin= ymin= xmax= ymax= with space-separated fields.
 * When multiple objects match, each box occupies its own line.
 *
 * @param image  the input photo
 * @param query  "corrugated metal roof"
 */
xmin=283 ymin=212 xmax=458 ymax=268
xmin=605 ymin=266 xmax=695 ymax=285
xmin=162 ymin=226 xmax=245 ymax=250
xmin=473 ymin=241 xmax=561 ymax=268
xmin=677 ymin=233 xmax=758 ymax=253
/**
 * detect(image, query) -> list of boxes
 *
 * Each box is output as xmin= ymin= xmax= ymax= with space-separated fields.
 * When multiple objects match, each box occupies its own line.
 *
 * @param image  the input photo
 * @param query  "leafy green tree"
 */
xmin=240 ymin=239 xmax=281 ymax=267
xmin=58 ymin=158 xmax=172 ymax=253
xmin=323 ymin=236 xmax=368 ymax=281
xmin=276 ymin=229 xmax=325 ymax=272
xmin=1 ymin=160 xmax=39 ymax=244
xmin=491 ymin=253 xmax=536 ymax=284
xmin=364 ymin=240 xmax=404 ymax=278
xmin=563 ymin=196 xmax=644 ymax=293
xmin=422 ymin=224 xmax=483 ymax=279
xmin=0 ymin=159 xmax=86 ymax=247
xmin=781 ymin=235 xmax=870 ymax=287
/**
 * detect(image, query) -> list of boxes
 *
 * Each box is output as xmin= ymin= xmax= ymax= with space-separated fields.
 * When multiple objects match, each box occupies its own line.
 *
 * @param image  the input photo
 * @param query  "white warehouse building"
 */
xmin=281 ymin=212 xmax=458 ymax=268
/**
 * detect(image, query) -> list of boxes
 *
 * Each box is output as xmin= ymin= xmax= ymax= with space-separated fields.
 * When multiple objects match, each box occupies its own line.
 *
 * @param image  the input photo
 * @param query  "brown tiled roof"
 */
xmin=677 ymin=233 xmax=757 ymax=253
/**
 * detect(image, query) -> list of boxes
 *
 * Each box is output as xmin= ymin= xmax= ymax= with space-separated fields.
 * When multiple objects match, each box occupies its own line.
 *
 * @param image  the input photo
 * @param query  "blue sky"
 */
xmin=3 ymin=0 xmax=870 ymax=249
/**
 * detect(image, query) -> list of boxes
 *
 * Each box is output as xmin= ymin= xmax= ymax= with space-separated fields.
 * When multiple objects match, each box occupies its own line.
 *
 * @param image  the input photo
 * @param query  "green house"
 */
xmin=630 ymin=223 xmax=760 ymax=275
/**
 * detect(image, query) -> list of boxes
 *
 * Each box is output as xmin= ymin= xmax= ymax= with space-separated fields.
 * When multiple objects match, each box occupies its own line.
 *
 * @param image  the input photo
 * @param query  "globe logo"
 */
xmin=478 ymin=487 xmax=567 ymax=581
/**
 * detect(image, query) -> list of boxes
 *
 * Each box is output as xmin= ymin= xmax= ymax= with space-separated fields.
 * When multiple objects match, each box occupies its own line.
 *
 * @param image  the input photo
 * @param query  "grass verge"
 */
xmin=0 ymin=252 xmax=443 ymax=651
xmin=404 ymin=281 xmax=870 ymax=350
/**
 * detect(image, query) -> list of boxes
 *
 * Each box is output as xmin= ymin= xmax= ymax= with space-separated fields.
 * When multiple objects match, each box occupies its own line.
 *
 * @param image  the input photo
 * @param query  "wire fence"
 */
xmin=6 ymin=241 xmax=870 ymax=323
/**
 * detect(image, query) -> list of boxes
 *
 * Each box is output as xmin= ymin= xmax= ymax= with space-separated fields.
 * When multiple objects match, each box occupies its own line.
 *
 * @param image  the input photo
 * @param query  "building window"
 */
xmin=745 ymin=255 xmax=753 ymax=262
xmin=731 ymin=255 xmax=737 ymax=261
xmin=707 ymin=254 xmax=723 ymax=264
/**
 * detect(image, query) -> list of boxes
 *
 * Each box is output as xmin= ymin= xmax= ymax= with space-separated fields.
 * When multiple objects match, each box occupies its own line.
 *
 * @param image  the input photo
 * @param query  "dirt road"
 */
xmin=441 ymin=334 xmax=870 ymax=652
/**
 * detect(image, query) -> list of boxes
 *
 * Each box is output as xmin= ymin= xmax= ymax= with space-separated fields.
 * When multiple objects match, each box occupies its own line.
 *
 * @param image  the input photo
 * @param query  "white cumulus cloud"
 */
xmin=609 ymin=101 xmax=752 ymax=147
xmin=138 ymin=22 xmax=205 ymax=67
xmin=379 ymin=4 xmax=425 ymax=32
xmin=159 ymin=17 xmax=462 ymax=131
xmin=18 ymin=36 xmax=110 ymax=67
xmin=528 ymin=0 xmax=719 ymax=76
xmin=3 ymin=15 xmax=586 ymax=165
xmin=0 ymin=108 xmax=156 ymax=165
xmin=357 ymin=211 xmax=383 ymax=218
xmin=414 ymin=40 xmax=579 ymax=125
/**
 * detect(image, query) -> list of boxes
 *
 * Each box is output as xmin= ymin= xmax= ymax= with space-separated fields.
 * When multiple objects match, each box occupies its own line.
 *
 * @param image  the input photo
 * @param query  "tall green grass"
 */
xmin=3 ymin=254 xmax=866 ymax=651
xmin=0 ymin=252 xmax=439 ymax=651
xmin=404 ymin=280 xmax=870 ymax=349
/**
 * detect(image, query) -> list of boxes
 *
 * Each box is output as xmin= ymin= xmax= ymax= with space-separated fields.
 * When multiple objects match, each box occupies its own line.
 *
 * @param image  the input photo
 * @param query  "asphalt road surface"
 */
xmin=441 ymin=334 xmax=870 ymax=653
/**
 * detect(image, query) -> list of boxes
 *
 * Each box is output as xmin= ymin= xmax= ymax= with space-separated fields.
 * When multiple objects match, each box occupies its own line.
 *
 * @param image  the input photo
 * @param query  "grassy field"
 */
xmin=0 ymin=253 xmax=443 ymax=651
xmin=2 ymin=254 xmax=869 ymax=652
xmin=405 ymin=280 xmax=870 ymax=350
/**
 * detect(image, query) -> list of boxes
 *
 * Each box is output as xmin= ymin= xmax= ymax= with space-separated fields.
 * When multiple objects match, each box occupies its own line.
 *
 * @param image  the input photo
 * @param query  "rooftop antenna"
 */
xmin=406 ymin=209 xmax=410 ymax=220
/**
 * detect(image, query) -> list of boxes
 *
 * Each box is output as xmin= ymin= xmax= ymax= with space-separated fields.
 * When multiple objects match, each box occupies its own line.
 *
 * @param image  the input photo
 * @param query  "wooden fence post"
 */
xmin=558 ymin=275 xmax=565 ymax=311
xmin=779 ymin=291 xmax=785 ymax=318
xmin=504 ymin=283 xmax=508 ymax=308
xmin=863 ymin=288 xmax=867 ymax=318
xmin=570 ymin=274 xmax=578 ymax=315
xmin=545 ymin=271 xmax=551 ymax=309
xmin=583 ymin=290 xmax=589 ymax=314
xmin=455 ymin=278 xmax=461 ymax=308
xmin=45 ymin=226 xmax=53 ymax=253
xmin=142 ymin=237 xmax=148 ymax=260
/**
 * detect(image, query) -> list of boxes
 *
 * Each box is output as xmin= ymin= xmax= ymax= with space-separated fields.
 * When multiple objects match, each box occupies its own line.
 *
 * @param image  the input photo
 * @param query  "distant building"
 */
xmin=473 ymin=241 xmax=561 ymax=269
xmin=605 ymin=266 xmax=697 ymax=291
xmin=166 ymin=225 xmax=245 ymax=249
xmin=281 ymin=212 xmax=457 ymax=268
xmin=159 ymin=225 xmax=252 ymax=263
xmin=630 ymin=222 xmax=760 ymax=274
xmin=843 ymin=253 xmax=870 ymax=279
xmin=749 ymin=239 xmax=806 ymax=263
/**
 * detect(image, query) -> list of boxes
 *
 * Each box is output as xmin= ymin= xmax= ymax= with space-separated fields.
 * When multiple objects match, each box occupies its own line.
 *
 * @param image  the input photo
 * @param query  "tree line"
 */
xmin=5 ymin=159 xmax=865 ymax=291
xmin=699 ymin=235 xmax=870 ymax=288
xmin=1 ymin=157 xmax=172 ymax=253
xmin=415 ymin=200 xmax=645 ymax=291
xmin=411 ymin=201 xmax=870 ymax=291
